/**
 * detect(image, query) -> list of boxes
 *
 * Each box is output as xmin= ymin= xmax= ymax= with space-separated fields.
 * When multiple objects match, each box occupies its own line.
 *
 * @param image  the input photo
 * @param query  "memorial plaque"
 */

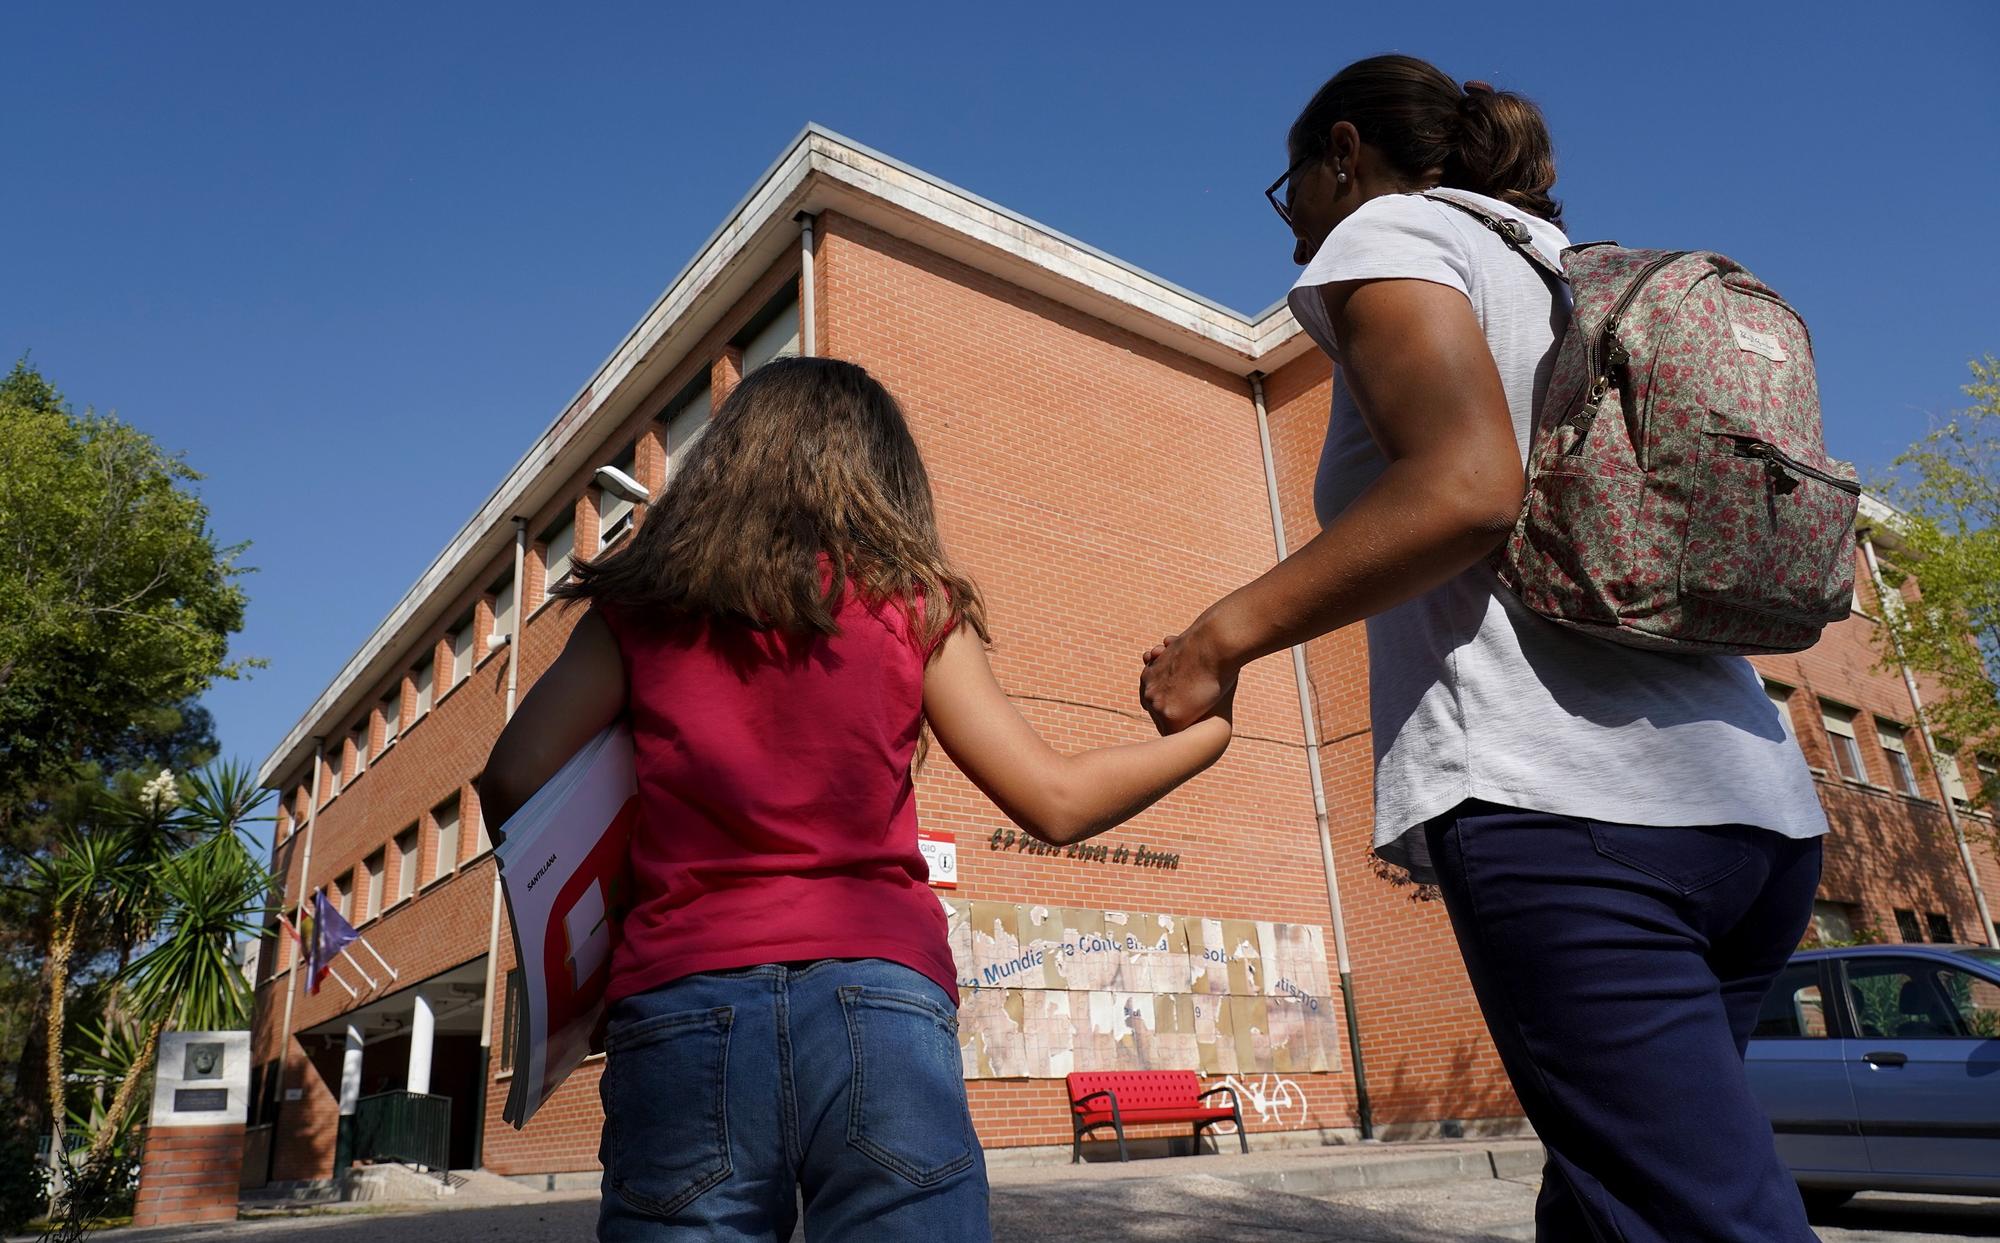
xmin=172 ymin=1087 xmax=229 ymax=1113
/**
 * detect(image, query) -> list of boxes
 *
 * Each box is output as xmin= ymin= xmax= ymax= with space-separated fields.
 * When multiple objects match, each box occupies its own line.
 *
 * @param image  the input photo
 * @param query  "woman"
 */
xmin=1140 ymin=55 xmax=1826 ymax=1241
xmin=481 ymin=357 xmax=1231 ymax=1242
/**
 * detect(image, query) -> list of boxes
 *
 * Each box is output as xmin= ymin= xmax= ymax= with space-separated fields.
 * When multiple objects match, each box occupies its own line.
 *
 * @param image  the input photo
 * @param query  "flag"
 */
xmin=308 ymin=890 xmax=362 ymax=997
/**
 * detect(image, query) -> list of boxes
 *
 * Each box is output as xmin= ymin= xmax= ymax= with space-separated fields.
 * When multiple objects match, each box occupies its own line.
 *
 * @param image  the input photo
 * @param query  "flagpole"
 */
xmin=355 ymin=936 xmax=398 ymax=982
xmin=337 ymin=948 xmax=380 ymax=992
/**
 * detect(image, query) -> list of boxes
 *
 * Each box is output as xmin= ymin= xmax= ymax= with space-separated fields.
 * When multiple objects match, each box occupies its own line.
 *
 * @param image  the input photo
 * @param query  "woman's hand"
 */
xmin=1139 ymin=620 xmax=1238 ymax=735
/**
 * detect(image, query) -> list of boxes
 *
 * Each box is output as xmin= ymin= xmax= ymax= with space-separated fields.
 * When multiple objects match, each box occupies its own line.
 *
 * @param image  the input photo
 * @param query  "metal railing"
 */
xmin=352 ymin=1090 xmax=451 ymax=1182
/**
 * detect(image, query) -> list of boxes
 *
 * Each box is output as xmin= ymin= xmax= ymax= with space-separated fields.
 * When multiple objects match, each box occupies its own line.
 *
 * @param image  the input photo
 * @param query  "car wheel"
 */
xmin=1799 ymin=1188 xmax=1855 ymax=1214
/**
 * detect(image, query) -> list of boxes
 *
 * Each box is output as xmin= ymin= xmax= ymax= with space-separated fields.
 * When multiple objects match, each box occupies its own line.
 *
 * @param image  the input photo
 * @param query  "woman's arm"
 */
xmin=923 ymin=625 xmax=1230 ymax=846
xmin=477 ymin=610 xmax=627 ymax=838
xmin=1141 ymin=278 xmax=1525 ymax=731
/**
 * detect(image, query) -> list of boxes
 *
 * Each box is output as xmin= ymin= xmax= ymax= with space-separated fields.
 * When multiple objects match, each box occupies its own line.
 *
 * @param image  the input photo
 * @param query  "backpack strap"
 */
xmin=1423 ymin=191 xmax=1567 ymax=289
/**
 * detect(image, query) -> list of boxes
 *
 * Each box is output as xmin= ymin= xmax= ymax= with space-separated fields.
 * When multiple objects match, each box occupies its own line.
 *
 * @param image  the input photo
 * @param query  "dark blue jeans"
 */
xmin=1425 ymin=802 xmax=1823 ymax=1243
xmin=597 ymin=959 xmax=990 ymax=1242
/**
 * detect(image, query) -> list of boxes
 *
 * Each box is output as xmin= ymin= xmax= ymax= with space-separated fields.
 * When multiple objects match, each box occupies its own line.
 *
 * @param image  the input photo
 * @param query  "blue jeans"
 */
xmin=1425 ymin=802 xmax=1823 ymax=1243
xmin=596 ymin=959 xmax=990 ymax=1243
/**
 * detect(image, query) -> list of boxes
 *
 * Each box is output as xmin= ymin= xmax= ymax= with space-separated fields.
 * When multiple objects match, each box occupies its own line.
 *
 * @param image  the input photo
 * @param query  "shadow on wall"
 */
xmin=1371 ymin=1037 xmax=1521 ymax=1137
xmin=1817 ymin=785 xmax=1985 ymax=940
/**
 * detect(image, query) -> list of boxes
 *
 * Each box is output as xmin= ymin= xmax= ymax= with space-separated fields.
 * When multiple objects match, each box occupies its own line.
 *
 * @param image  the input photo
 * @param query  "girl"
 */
xmin=1141 ymin=54 xmax=1827 ymax=1242
xmin=480 ymin=356 xmax=1231 ymax=1243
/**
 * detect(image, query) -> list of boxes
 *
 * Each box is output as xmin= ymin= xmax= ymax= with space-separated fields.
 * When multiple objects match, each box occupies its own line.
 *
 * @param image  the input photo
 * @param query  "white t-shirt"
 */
xmin=1287 ymin=187 xmax=1827 ymax=882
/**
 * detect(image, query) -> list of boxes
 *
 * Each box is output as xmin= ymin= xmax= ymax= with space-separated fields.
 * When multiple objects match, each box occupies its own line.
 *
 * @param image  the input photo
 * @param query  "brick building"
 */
xmin=242 ymin=127 xmax=2000 ymax=1188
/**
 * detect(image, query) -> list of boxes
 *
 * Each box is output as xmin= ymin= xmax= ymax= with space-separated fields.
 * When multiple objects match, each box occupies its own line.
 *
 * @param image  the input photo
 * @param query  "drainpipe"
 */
xmin=272 ymin=739 xmax=324 ymax=1176
xmin=1250 ymin=371 xmax=1375 ymax=1139
xmin=1862 ymin=532 xmax=2000 ymax=947
xmin=796 ymin=212 xmax=817 ymax=355
xmin=472 ymin=518 xmax=529 ymax=1168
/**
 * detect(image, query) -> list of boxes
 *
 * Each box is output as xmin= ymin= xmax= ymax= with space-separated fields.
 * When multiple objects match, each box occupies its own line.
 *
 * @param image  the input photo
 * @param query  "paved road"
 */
xmin=92 ymin=1176 xmax=2000 ymax=1243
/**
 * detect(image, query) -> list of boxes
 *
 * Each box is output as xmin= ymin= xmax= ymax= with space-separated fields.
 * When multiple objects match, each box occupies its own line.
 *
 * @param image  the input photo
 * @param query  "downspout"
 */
xmin=276 ymin=739 xmax=324 ymax=1172
xmin=1862 ymin=532 xmax=2000 ymax=947
xmin=1250 ymin=371 xmax=1375 ymax=1139
xmin=796 ymin=212 xmax=817 ymax=354
xmin=473 ymin=518 xmax=529 ymax=1168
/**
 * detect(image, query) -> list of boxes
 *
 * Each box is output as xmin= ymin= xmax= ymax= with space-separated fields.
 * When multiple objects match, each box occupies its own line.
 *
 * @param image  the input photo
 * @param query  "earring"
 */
xmin=1336 ymin=167 xmax=1349 ymax=184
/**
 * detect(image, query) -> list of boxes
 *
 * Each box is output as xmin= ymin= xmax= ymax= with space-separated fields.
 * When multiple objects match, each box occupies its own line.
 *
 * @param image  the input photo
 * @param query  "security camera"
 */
xmin=595 ymin=465 xmax=651 ymax=505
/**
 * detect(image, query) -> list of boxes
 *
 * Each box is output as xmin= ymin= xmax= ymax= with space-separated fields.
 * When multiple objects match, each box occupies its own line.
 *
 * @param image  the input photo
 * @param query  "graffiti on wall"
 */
xmin=942 ymin=897 xmax=1341 ymax=1080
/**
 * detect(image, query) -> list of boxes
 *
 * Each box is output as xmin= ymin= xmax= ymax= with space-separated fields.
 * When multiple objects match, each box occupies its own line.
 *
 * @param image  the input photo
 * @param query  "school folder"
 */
xmin=493 ymin=724 xmax=637 ymax=1129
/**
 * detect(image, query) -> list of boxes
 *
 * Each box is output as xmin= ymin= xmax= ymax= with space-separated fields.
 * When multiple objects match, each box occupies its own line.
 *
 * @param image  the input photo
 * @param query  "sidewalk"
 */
xmin=990 ymin=1137 xmax=1545 ymax=1199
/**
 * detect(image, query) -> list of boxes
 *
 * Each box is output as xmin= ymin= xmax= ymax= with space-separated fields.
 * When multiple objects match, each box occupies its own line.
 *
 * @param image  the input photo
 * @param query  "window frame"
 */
xmin=363 ymin=848 xmax=386 ymax=923
xmin=413 ymin=657 xmax=435 ymax=720
xmin=1820 ymin=703 xmax=1868 ymax=784
xmin=1876 ymin=720 xmax=1919 ymax=796
xmin=394 ymin=827 xmax=419 ymax=904
xmin=431 ymin=794 xmax=462 ymax=882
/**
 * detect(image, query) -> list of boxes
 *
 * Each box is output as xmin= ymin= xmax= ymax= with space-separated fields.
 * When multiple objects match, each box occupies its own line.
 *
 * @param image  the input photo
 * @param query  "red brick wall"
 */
xmin=132 ymin=1123 xmax=244 ymax=1228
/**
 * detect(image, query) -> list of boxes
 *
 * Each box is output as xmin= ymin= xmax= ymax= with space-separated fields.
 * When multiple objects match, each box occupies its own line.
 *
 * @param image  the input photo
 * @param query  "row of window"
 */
xmin=315 ymin=788 xmax=491 ymax=929
xmin=1765 ymin=680 xmax=1996 ymax=809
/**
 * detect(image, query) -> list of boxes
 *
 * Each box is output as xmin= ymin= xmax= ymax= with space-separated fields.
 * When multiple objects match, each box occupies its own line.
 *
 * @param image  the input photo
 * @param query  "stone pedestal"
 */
xmin=130 ymin=1031 xmax=250 ymax=1230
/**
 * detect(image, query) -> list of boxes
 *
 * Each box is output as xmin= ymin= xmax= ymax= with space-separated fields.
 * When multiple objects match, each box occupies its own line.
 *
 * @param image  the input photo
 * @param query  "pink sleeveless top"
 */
xmin=598 ymin=589 xmax=958 ymax=1003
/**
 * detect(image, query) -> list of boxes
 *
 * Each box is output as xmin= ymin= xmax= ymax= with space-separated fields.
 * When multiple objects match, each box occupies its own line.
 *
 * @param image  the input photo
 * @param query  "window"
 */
xmin=1925 ymin=912 xmax=1955 ymax=944
xmin=543 ymin=513 xmax=577 ymax=589
xmin=1845 ymin=958 xmax=2000 ymax=1040
xmin=1821 ymin=704 xmax=1867 ymax=783
xmin=1809 ymin=900 xmax=1858 ymax=946
xmin=349 ymin=722 xmax=368 ymax=781
xmin=364 ymin=849 xmax=385 ymax=923
xmin=1877 ymin=721 xmax=1919 ymax=795
xmin=499 ymin=969 xmax=524 ymax=1072
xmin=334 ymin=871 xmax=353 ymax=920
xmin=1764 ymin=681 xmax=1797 ymax=743
xmin=395 ymin=828 xmax=418 ymax=902
xmin=380 ymin=688 xmax=401 ymax=750
xmin=1753 ymin=962 xmax=1828 ymax=1038
xmin=324 ymin=749 xmax=342 ymax=800
xmin=472 ymin=797 xmax=492 ymax=856
xmin=660 ymin=384 xmax=711 ymax=484
xmin=432 ymin=795 xmax=461 ymax=880
xmin=413 ymin=657 xmax=435 ymax=720
xmin=1937 ymin=749 xmax=1971 ymax=809
xmin=597 ymin=447 xmax=641 ymax=551
xmin=450 ymin=613 xmax=475 ymax=686
xmin=490 ymin=571 xmax=517 ymax=650
xmin=1978 ymin=755 xmax=1998 ymax=810
xmin=1894 ymin=909 xmax=1926 ymax=942
xmin=740 ymin=297 xmax=800 ymax=374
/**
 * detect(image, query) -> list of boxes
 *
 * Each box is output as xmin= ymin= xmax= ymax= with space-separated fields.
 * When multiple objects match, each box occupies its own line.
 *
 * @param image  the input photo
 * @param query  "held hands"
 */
xmin=1139 ymin=619 xmax=1238 ymax=736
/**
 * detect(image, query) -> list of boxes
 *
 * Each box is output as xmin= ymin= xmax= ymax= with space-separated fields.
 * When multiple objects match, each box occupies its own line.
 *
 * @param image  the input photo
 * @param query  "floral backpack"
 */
xmin=1428 ymin=192 xmax=1861 ymax=655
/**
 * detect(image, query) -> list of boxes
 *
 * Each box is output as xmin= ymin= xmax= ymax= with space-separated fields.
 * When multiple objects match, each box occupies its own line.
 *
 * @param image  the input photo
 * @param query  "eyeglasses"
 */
xmin=1265 ymin=149 xmax=1319 ymax=228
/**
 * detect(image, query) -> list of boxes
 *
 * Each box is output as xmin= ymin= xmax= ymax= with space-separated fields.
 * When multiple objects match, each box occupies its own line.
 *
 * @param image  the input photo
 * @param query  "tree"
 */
xmin=23 ymin=762 xmax=271 ymax=1236
xmin=0 ymin=360 xmax=256 ymax=820
xmin=1876 ymin=355 xmax=2000 ymax=822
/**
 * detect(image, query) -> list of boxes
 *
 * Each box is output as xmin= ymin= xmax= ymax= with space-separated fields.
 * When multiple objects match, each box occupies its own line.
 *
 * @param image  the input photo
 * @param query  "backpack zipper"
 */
xmin=1567 ymin=251 xmax=1688 ymax=454
xmin=1723 ymin=435 xmax=1861 ymax=496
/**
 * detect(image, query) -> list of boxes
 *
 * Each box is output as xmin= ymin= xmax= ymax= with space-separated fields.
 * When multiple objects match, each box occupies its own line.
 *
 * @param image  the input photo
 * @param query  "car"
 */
xmin=1746 ymin=942 xmax=2000 ymax=1210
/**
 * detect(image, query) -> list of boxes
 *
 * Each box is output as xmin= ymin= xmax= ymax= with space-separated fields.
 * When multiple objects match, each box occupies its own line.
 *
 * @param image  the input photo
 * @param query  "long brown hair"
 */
xmin=557 ymin=355 xmax=987 ymax=656
xmin=1290 ymin=54 xmax=1561 ymax=226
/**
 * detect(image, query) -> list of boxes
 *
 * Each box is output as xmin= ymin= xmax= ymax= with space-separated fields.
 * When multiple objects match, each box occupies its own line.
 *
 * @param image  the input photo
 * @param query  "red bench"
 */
xmin=1065 ymin=1070 xmax=1246 ymax=1163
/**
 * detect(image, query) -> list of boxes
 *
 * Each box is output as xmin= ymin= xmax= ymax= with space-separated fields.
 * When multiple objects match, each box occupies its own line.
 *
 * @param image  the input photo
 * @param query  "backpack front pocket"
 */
xmin=1680 ymin=419 xmax=1859 ymax=625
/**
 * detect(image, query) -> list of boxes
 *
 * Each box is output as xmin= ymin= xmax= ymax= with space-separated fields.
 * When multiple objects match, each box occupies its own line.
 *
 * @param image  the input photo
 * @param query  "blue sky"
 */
xmin=5 ymin=1 xmax=1997 ymax=793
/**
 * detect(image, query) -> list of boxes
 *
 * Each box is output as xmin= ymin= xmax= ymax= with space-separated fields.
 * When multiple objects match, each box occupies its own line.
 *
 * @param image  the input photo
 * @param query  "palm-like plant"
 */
xmin=82 ymin=761 xmax=271 ymax=1166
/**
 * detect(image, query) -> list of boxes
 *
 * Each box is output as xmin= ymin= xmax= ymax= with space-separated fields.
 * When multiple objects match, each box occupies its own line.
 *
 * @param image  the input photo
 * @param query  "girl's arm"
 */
xmin=1140 ymin=278 xmax=1524 ymax=730
xmin=477 ymin=611 xmax=627 ymax=838
xmin=922 ymin=625 xmax=1230 ymax=846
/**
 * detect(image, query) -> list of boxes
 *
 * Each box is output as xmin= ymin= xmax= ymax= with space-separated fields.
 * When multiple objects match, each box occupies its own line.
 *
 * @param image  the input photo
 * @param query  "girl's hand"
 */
xmin=1140 ymin=622 xmax=1236 ymax=736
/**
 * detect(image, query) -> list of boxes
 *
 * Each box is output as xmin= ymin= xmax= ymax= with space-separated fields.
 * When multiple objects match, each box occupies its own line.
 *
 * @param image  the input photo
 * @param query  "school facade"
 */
xmin=241 ymin=126 xmax=2000 ymax=1188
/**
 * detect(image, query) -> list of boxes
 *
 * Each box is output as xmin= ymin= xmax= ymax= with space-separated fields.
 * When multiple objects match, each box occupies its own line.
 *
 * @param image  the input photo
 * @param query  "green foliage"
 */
xmin=0 ymin=1128 xmax=48 ymax=1235
xmin=1877 ymin=355 xmax=2000 ymax=818
xmin=0 ymin=360 xmax=256 ymax=817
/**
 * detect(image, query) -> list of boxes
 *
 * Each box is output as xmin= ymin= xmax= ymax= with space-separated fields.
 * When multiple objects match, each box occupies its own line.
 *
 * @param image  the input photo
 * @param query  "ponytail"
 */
xmin=1289 ymin=55 xmax=1563 ymax=227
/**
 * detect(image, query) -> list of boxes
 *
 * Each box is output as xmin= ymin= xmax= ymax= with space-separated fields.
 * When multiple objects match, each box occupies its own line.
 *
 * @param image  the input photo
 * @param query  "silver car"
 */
xmin=1747 ymin=943 xmax=2000 ymax=1210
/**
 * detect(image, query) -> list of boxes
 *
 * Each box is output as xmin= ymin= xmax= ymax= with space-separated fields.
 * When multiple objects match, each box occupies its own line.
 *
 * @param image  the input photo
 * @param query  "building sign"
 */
xmin=918 ymin=829 xmax=958 ymax=888
xmin=940 ymin=897 xmax=1337 ymax=1081
xmin=150 ymin=1031 xmax=251 ymax=1128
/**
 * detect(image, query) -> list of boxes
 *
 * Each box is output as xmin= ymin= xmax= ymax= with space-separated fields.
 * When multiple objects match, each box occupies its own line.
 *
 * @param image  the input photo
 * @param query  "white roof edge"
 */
xmin=256 ymin=126 xmax=1322 ymax=788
